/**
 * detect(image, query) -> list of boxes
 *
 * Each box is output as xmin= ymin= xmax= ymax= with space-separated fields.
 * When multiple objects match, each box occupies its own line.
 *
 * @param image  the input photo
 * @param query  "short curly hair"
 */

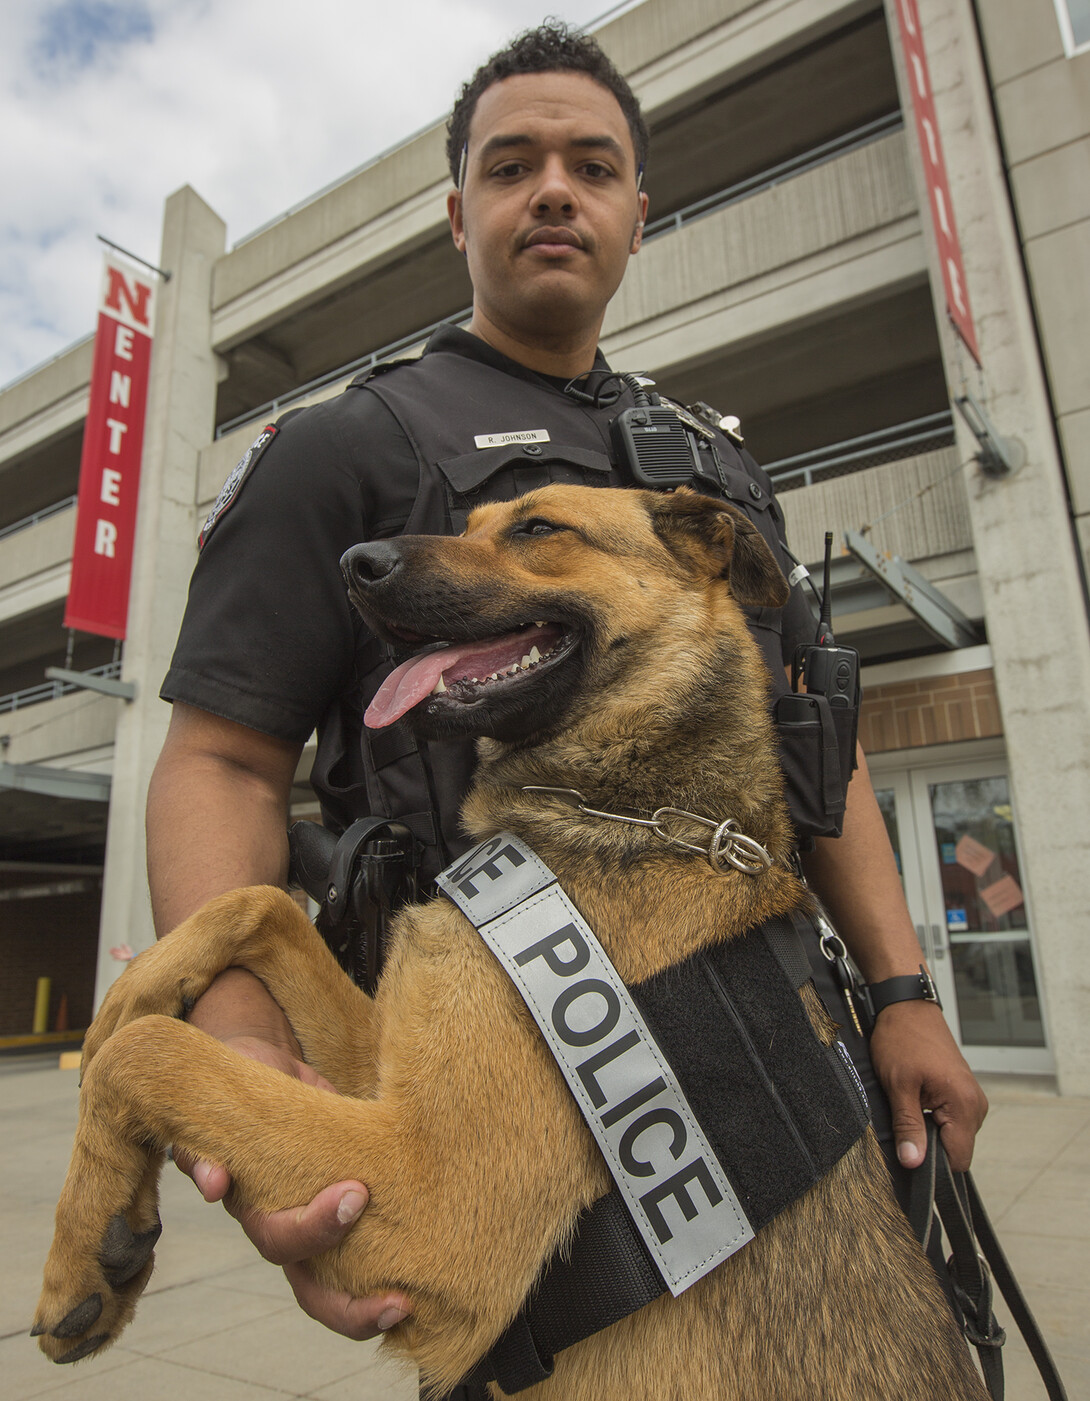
xmin=446 ymin=20 xmax=649 ymax=186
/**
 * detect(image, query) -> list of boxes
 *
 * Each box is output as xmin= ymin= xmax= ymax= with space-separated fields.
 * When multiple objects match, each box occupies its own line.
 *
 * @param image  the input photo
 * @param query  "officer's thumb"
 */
xmin=892 ymin=1100 xmax=927 ymax=1169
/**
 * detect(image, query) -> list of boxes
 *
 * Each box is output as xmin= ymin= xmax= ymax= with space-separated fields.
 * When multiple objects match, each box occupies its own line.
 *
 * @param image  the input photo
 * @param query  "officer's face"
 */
xmin=448 ymin=71 xmax=648 ymax=346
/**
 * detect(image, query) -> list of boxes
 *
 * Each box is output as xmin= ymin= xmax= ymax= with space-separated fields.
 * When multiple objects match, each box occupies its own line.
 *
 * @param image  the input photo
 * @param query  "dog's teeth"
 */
xmin=508 ymin=663 xmax=521 ymax=674
xmin=431 ymin=675 xmax=447 ymax=694
xmin=488 ymin=672 xmax=498 ymax=681
xmin=520 ymin=654 xmax=532 ymax=670
xmin=534 ymin=620 xmax=545 ymax=627
xmin=529 ymin=645 xmax=541 ymax=664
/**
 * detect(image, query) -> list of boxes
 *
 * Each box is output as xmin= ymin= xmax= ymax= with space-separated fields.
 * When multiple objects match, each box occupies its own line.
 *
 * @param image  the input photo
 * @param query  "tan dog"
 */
xmin=35 ymin=485 xmax=986 ymax=1399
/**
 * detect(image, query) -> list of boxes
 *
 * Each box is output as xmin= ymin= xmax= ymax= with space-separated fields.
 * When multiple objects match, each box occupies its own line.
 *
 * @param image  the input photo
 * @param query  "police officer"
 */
xmin=148 ymin=22 xmax=987 ymax=1353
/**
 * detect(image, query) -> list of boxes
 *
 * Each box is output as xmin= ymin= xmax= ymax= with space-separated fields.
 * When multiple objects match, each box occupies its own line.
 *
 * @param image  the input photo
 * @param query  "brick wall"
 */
xmin=859 ymin=668 xmax=1002 ymax=753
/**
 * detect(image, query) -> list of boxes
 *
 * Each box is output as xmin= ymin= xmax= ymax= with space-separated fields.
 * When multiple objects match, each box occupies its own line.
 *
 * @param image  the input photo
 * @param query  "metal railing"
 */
xmin=764 ymin=412 xmax=956 ymax=490
xmin=0 ymin=495 xmax=77 ymax=543
xmin=0 ymin=660 xmax=123 ymax=715
xmin=216 ymin=112 xmax=904 ymax=441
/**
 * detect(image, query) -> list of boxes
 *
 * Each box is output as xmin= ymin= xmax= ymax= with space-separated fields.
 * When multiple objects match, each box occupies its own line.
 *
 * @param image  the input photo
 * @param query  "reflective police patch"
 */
xmin=198 ymin=424 xmax=279 ymax=549
xmin=438 ymin=832 xmax=755 ymax=1295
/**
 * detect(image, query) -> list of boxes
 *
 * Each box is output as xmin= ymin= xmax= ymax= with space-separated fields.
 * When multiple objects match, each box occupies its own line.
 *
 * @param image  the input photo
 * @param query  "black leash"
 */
xmin=908 ymin=1118 xmax=1067 ymax=1401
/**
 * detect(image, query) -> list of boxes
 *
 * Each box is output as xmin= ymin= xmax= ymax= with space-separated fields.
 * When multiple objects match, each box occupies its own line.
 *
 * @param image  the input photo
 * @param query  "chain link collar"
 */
xmin=520 ymin=786 xmax=773 ymax=875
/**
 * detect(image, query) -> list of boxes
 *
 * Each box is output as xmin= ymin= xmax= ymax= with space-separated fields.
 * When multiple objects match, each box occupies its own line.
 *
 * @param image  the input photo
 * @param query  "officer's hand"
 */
xmin=173 ymin=1035 xmax=412 ymax=1340
xmin=868 ymin=1001 xmax=988 ymax=1172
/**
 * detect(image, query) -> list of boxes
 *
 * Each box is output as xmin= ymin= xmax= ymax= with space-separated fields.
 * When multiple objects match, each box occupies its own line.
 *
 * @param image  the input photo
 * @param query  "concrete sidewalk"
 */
xmin=3 ymin=1052 xmax=1087 ymax=1400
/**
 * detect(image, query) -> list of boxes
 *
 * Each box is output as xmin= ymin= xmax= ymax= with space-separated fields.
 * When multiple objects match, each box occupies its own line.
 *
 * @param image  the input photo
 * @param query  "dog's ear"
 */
xmin=648 ymin=489 xmax=790 ymax=608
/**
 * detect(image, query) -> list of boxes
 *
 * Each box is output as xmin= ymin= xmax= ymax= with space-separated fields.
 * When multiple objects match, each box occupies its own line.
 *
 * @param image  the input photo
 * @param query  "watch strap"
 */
xmin=865 ymin=964 xmax=942 ymax=1018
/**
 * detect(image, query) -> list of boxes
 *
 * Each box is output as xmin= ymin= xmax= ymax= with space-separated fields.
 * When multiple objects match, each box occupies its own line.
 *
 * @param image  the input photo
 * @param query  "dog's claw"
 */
xmin=55 ymin=1334 xmax=109 ymax=1364
xmin=51 ymin=1294 xmax=104 ymax=1339
xmin=99 ymin=1213 xmax=161 ymax=1287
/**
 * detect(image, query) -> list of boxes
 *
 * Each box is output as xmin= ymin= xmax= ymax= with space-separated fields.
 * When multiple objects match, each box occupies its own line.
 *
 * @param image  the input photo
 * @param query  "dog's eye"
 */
xmin=516 ymin=518 xmax=564 ymax=538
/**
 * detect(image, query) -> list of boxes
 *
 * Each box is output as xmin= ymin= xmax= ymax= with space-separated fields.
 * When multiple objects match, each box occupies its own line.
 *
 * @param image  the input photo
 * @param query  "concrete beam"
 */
xmin=0 ymin=337 xmax=92 ymax=439
xmin=94 ymin=186 xmax=227 ymax=1008
xmin=0 ymin=562 xmax=69 ymax=629
xmin=0 ymin=387 xmax=87 ymax=473
xmin=0 ymin=761 xmax=110 ymax=804
xmin=0 ymin=692 xmax=119 ymax=769
xmin=212 ymin=178 xmax=450 ymax=352
xmin=0 ymin=509 xmax=75 ymax=596
xmin=605 ymin=216 xmax=923 ymax=374
xmin=618 ymin=0 xmax=876 ymax=120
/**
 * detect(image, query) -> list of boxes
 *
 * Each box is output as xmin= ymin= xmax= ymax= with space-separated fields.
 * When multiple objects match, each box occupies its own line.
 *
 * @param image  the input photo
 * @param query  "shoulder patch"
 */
xmin=199 ymin=424 xmax=278 ymax=549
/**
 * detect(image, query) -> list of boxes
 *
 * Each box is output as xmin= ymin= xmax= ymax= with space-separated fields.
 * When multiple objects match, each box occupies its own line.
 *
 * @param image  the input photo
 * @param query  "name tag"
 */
xmin=438 ymin=833 xmax=754 ymax=1295
xmin=473 ymin=429 xmax=551 ymax=450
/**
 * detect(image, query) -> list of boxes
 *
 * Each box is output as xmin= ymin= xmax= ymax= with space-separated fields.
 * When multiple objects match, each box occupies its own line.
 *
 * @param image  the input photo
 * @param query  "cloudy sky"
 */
xmin=2 ymin=0 xmax=627 ymax=389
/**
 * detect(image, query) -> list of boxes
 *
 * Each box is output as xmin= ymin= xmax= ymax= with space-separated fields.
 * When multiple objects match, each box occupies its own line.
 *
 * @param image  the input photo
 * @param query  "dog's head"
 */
xmin=342 ymin=485 xmax=788 ymax=745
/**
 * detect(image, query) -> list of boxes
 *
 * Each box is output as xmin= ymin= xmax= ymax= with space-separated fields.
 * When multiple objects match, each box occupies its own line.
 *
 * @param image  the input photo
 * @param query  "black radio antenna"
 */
xmin=818 ymin=531 xmax=835 ymax=646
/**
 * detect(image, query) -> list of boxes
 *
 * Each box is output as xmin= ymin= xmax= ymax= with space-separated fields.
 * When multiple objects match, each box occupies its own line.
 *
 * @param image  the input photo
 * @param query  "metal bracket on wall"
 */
xmin=954 ymin=394 xmax=1025 ymax=477
xmin=843 ymin=530 xmax=981 ymax=651
xmin=44 ymin=667 xmax=136 ymax=701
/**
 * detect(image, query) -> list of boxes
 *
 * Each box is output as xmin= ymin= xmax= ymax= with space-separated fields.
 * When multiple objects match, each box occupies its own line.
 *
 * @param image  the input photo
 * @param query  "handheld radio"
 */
xmin=610 ymin=376 xmax=727 ymax=491
xmin=791 ymin=532 xmax=860 ymax=711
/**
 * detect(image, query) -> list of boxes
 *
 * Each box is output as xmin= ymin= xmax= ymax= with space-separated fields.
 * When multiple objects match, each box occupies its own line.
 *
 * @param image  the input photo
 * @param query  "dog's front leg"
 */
xmin=86 ymin=886 xmax=378 ymax=1094
xmin=35 ymin=1012 xmax=516 ymax=1383
xmin=35 ymin=1014 xmax=403 ymax=1366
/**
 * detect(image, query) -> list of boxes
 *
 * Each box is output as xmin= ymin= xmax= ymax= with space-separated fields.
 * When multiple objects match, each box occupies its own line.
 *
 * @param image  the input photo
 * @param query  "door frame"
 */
xmin=867 ymin=738 xmax=1055 ymax=1075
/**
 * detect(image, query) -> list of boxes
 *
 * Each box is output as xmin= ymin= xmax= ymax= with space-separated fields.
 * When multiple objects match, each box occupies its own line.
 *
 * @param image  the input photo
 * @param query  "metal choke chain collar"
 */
xmin=520 ymin=786 xmax=773 ymax=875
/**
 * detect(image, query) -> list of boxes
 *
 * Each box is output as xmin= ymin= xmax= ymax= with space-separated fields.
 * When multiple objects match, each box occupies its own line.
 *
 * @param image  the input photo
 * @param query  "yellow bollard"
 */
xmin=33 ymin=977 xmax=51 ymax=1035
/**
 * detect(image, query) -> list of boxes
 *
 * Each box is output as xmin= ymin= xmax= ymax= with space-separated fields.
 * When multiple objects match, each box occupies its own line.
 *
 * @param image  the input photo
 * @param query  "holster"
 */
xmin=288 ymin=817 xmax=420 ymax=994
xmin=774 ymin=684 xmax=860 ymax=840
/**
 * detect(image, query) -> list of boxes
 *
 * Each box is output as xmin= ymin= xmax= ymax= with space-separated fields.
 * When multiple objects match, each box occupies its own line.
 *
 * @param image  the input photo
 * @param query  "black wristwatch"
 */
xmin=863 ymin=964 xmax=942 ymax=1021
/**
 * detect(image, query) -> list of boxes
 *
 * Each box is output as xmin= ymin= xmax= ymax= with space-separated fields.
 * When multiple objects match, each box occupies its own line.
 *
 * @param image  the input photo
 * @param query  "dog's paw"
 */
xmin=33 ymin=1213 xmax=161 ymax=1364
xmin=82 ymin=949 xmax=198 ymax=1068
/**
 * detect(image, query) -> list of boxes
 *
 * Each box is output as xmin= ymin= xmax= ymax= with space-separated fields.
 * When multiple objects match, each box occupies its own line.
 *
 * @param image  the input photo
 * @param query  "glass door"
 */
xmin=870 ymin=756 xmax=1052 ymax=1075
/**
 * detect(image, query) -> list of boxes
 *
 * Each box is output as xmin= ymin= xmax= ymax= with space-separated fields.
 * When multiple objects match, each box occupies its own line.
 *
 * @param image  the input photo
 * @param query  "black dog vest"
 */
xmin=438 ymin=833 xmax=871 ymax=1393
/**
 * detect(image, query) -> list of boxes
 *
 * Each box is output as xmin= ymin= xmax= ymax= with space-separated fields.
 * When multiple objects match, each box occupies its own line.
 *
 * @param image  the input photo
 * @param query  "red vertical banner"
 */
xmin=64 ymin=253 xmax=157 ymax=639
xmin=894 ymin=0 xmax=982 ymax=365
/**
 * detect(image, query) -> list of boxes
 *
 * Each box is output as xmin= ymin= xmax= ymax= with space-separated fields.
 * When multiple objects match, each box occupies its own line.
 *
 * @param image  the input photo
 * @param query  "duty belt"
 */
xmin=437 ymin=833 xmax=871 ymax=1393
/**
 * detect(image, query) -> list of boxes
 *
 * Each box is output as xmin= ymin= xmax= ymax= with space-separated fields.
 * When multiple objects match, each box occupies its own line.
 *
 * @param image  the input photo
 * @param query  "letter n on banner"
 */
xmin=64 ymin=254 xmax=157 ymax=639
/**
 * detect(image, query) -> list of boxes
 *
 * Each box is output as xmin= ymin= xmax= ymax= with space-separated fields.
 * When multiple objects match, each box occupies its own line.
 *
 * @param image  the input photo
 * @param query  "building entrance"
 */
xmin=870 ymin=749 xmax=1052 ymax=1075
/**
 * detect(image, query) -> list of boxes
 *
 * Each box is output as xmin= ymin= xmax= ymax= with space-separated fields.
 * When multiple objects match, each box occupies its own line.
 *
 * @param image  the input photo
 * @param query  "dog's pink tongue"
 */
xmin=365 ymin=649 xmax=456 ymax=729
xmin=364 ymin=626 xmax=559 ymax=729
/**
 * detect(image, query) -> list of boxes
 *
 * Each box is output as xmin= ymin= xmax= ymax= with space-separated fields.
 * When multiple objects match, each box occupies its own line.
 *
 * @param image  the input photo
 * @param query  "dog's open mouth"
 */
xmin=365 ymin=621 xmax=574 ymax=729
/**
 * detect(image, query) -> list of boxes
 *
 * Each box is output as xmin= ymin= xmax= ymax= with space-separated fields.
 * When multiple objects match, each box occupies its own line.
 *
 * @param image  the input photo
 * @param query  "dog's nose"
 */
xmin=341 ymin=541 xmax=402 ymax=588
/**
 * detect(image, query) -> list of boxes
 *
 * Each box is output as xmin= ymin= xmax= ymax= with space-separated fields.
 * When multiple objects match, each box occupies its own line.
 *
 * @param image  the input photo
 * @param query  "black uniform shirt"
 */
xmin=163 ymin=390 xmax=417 ymax=742
xmin=164 ymin=327 xmax=816 ymax=800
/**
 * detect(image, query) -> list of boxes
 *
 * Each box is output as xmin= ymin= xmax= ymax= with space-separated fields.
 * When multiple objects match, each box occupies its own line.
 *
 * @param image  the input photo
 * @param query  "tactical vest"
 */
xmin=307 ymin=330 xmax=837 ymax=886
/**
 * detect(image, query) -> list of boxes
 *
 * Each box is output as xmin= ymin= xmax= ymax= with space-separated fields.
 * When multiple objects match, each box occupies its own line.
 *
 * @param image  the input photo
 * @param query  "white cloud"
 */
xmin=1 ymin=0 xmax=623 ymax=387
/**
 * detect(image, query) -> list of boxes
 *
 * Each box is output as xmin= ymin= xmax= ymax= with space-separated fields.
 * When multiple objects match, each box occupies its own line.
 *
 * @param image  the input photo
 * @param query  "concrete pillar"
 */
xmin=94 ymin=186 xmax=226 ymax=1007
xmin=885 ymin=0 xmax=1090 ymax=1094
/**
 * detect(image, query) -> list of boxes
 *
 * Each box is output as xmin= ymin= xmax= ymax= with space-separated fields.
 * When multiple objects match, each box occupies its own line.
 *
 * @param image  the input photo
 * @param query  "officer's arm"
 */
xmin=800 ymin=745 xmax=988 ymax=1172
xmin=147 ymin=700 xmax=301 ymax=937
xmin=145 ymin=701 xmax=411 ymax=1339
